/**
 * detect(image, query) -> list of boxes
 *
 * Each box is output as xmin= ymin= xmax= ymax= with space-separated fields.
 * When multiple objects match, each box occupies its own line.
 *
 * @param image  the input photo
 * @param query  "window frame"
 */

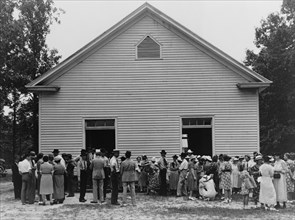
xmin=135 ymin=34 xmax=162 ymax=60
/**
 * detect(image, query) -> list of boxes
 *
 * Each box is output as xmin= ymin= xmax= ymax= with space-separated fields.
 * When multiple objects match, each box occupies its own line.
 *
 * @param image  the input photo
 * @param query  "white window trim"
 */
xmin=82 ymin=116 xmax=118 ymax=151
xmin=135 ymin=34 xmax=162 ymax=60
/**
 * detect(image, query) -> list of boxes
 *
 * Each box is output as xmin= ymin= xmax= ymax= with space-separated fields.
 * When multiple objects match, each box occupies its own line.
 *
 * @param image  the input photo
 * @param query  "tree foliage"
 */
xmin=0 ymin=0 xmax=63 ymax=164
xmin=245 ymin=0 xmax=295 ymax=154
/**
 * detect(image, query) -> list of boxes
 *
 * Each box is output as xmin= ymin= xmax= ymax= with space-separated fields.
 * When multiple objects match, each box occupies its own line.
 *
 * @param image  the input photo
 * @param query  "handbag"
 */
xmin=273 ymin=173 xmax=281 ymax=179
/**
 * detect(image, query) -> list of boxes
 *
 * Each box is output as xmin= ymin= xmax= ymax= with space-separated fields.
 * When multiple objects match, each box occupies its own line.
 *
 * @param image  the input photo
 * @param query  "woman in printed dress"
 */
xmin=250 ymin=155 xmax=263 ymax=207
xmin=284 ymin=153 xmax=295 ymax=201
xmin=169 ymin=155 xmax=179 ymax=195
xmin=273 ymin=153 xmax=288 ymax=209
xmin=220 ymin=155 xmax=232 ymax=203
xmin=146 ymin=158 xmax=160 ymax=195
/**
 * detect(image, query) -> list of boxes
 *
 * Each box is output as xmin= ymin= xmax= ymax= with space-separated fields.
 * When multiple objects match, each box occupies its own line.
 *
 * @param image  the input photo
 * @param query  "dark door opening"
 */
xmin=86 ymin=130 xmax=115 ymax=157
xmin=182 ymin=128 xmax=212 ymax=156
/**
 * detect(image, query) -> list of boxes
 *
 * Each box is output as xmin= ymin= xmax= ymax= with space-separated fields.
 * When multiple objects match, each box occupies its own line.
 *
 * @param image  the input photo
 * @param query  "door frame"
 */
xmin=179 ymin=115 xmax=215 ymax=155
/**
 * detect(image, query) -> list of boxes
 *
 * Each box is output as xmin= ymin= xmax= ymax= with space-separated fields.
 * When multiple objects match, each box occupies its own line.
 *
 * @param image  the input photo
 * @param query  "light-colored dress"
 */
xmin=231 ymin=163 xmax=241 ymax=188
xmin=169 ymin=161 xmax=179 ymax=190
xmin=259 ymin=163 xmax=276 ymax=205
xmin=40 ymin=162 xmax=54 ymax=195
xmin=273 ymin=159 xmax=288 ymax=202
xmin=199 ymin=176 xmax=217 ymax=199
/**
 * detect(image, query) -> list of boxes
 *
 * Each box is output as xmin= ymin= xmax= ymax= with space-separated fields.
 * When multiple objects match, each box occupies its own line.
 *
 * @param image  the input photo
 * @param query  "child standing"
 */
xmin=239 ymin=164 xmax=255 ymax=209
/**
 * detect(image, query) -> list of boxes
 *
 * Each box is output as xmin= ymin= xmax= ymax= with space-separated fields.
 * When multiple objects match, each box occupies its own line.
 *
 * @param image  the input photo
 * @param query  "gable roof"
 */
xmin=26 ymin=2 xmax=272 ymax=91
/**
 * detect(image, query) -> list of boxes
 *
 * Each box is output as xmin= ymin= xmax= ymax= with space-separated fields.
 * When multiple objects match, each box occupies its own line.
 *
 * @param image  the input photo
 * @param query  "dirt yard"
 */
xmin=1 ymin=173 xmax=295 ymax=220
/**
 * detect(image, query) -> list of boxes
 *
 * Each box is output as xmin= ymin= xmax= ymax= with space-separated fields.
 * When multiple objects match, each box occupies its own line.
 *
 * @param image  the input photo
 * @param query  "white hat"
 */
xmin=233 ymin=157 xmax=239 ymax=161
xmin=151 ymin=157 xmax=156 ymax=162
xmin=95 ymin=149 xmax=101 ymax=154
xmin=187 ymin=149 xmax=193 ymax=154
xmin=255 ymin=155 xmax=262 ymax=160
xmin=206 ymin=156 xmax=212 ymax=162
xmin=177 ymin=156 xmax=182 ymax=162
xmin=190 ymin=155 xmax=196 ymax=160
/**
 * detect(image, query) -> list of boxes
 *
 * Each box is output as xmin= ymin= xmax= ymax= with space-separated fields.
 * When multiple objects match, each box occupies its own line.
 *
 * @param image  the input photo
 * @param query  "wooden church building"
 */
xmin=26 ymin=3 xmax=271 ymax=158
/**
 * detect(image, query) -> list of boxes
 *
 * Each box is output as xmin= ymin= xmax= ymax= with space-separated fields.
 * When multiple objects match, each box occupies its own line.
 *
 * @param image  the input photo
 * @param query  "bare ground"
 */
xmin=1 ymin=175 xmax=295 ymax=220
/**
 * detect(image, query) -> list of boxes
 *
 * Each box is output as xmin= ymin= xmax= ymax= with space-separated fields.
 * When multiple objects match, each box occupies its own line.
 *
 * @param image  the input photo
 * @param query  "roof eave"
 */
xmin=26 ymin=86 xmax=60 ymax=92
xmin=236 ymin=82 xmax=272 ymax=92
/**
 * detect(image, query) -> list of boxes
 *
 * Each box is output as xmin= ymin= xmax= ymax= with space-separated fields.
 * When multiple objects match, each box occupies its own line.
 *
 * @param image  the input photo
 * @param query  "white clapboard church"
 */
xmin=26 ymin=3 xmax=271 ymax=158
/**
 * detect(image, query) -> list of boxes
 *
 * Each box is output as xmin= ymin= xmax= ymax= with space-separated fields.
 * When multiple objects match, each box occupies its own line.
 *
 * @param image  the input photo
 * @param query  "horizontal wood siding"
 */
xmin=40 ymin=16 xmax=259 ymax=158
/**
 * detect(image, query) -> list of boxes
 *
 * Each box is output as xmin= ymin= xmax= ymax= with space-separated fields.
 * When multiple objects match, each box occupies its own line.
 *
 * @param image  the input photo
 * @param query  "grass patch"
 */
xmin=162 ymin=206 xmax=295 ymax=219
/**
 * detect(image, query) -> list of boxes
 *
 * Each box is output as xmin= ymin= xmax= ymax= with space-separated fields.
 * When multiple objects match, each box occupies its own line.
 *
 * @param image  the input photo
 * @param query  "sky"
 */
xmin=46 ymin=0 xmax=282 ymax=63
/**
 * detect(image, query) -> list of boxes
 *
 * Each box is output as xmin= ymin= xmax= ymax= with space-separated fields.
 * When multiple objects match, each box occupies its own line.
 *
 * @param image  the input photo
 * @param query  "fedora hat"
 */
xmin=160 ymin=150 xmax=167 ymax=155
xmin=52 ymin=149 xmax=60 ymax=154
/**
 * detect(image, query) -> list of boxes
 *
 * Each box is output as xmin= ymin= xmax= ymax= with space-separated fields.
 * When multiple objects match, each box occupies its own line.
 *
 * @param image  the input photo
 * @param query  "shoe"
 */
xmin=269 ymin=207 xmax=279 ymax=212
xmin=67 ymin=194 xmax=74 ymax=197
xmin=79 ymin=199 xmax=87 ymax=202
xmin=50 ymin=202 xmax=54 ymax=205
xmin=111 ymin=202 xmax=121 ymax=205
xmin=91 ymin=201 xmax=98 ymax=203
xmin=100 ymin=201 xmax=106 ymax=205
xmin=274 ymin=204 xmax=281 ymax=209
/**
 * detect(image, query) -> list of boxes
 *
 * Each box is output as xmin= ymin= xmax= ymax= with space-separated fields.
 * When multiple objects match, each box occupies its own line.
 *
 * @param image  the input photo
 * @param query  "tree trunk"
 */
xmin=32 ymin=94 xmax=39 ymax=153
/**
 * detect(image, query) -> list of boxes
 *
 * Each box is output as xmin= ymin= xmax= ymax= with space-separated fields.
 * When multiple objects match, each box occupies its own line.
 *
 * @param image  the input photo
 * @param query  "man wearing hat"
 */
xmin=90 ymin=150 xmax=105 ymax=204
xmin=110 ymin=149 xmax=120 ymax=205
xmin=177 ymin=153 xmax=188 ymax=197
xmin=78 ymin=150 xmax=88 ymax=202
xmin=52 ymin=149 xmax=66 ymax=169
xmin=187 ymin=149 xmax=193 ymax=159
xmin=158 ymin=150 xmax=168 ymax=196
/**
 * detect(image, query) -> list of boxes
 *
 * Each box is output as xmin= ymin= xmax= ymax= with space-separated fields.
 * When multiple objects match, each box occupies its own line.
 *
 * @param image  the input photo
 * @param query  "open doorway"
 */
xmin=85 ymin=119 xmax=116 ymax=156
xmin=182 ymin=117 xmax=212 ymax=156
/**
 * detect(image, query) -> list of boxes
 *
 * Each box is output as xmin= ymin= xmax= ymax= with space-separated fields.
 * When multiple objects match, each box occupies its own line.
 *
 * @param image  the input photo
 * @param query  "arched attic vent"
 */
xmin=136 ymin=35 xmax=162 ymax=59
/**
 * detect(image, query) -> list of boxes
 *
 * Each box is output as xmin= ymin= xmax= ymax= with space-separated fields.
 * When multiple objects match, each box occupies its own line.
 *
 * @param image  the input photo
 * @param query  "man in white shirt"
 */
xmin=110 ymin=150 xmax=120 ymax=205
xmin=177 ymin=153 xmax=189 ymax=197
xmin=18 ymin=153 xmax=32 ymax=205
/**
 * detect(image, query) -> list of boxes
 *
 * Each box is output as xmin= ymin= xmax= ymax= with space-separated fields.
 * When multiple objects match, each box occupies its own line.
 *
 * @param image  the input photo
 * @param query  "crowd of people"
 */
xmin=11 ymin=148 xmax=295 ymax=210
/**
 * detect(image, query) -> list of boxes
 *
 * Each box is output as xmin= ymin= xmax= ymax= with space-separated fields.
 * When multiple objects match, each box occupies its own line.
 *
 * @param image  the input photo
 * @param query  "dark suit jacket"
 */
xmin=12 ymin=162 xmax=22 ymax=183
xmin=90 ymin=156 xmax=105 ymax=180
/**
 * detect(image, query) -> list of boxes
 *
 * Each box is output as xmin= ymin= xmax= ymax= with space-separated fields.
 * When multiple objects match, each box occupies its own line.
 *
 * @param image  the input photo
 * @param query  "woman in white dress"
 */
xmin=259 ymin=156 xmax=277 ymax=211
xmin=273 ymin=153 xmax=288 ymax=209
xmin=231 ymin=157 xmax=241 ymax=194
